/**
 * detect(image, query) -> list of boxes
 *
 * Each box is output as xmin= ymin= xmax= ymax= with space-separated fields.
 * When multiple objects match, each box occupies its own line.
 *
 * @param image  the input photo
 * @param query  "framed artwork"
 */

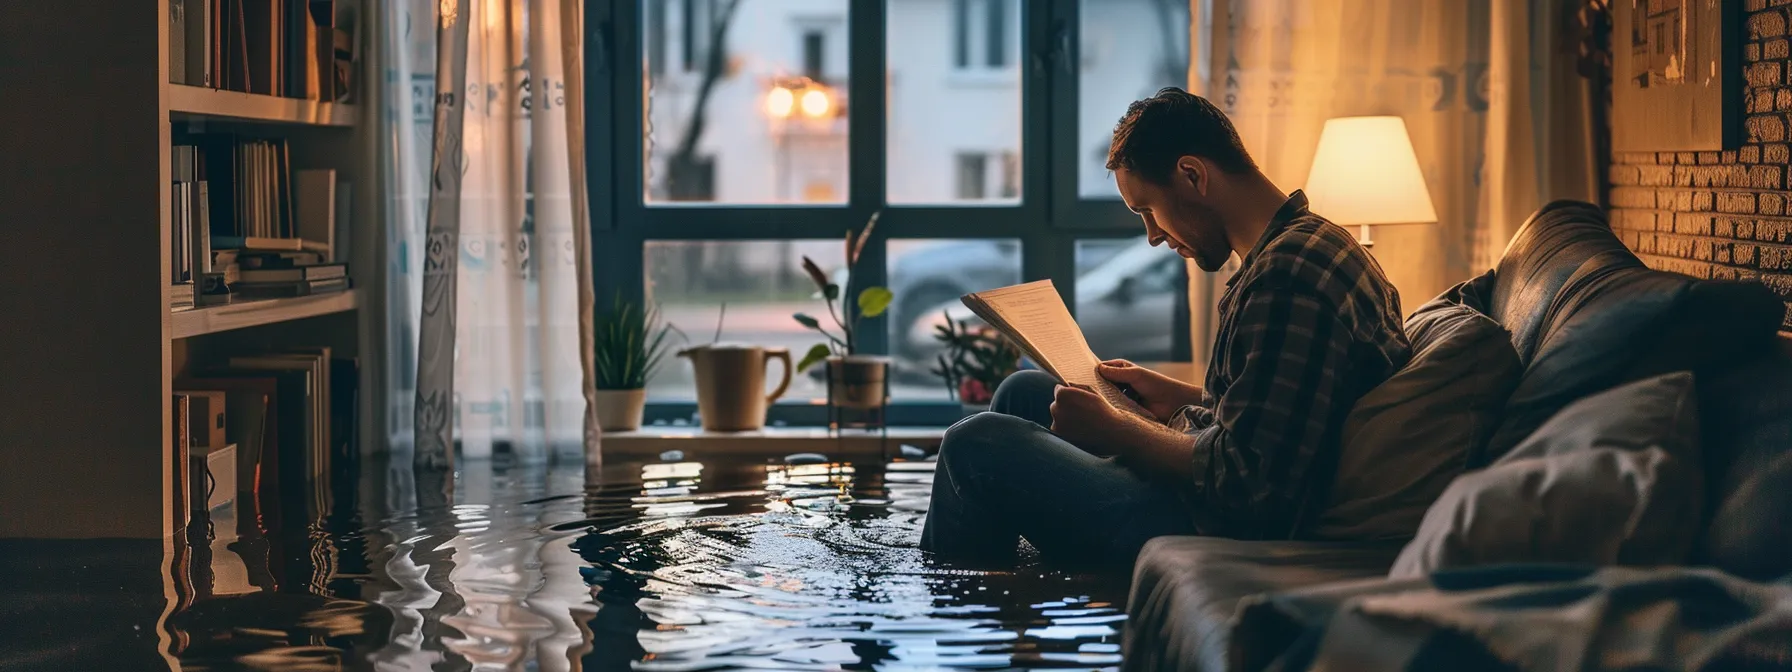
xmin=1612 ymin=0 xmax=1740 ymax=151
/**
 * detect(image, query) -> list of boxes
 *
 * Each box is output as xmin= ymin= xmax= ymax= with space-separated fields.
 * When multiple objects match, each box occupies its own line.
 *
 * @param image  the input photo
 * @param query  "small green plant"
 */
xmin=930 ymin=313 xmax=1022 ymax=405
xmin=594 ymin=294 xmax=681 ymax=390
xmin=794 ymin=211 xmax=892 ymax=372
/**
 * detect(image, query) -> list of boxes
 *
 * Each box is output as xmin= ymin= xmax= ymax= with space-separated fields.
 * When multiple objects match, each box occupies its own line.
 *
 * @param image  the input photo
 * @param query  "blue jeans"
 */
xmin=920 ymin=370 xmax=1197 ymax=568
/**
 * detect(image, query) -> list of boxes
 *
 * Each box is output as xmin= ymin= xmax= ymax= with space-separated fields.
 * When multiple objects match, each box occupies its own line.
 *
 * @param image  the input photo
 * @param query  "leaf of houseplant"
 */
xmin=793 ymin=313 xmax=822 ymax=330
xmin=801 ymin=256 xmax=830 ymax=292
xmin=796 ymin=343 xmax=833 ymax=373
xmin=857 ymin=286 xmax=893 ymax=318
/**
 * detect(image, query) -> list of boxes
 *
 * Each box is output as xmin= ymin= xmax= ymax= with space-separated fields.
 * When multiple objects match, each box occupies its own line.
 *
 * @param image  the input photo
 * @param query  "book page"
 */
xmin=963 ymin=281 xmax=1148 ymax=416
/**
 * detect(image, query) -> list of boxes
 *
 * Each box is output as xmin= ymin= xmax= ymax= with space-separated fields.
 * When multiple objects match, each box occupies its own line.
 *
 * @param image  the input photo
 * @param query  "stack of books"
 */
xmin=171 ymin=138 xmax=351 ymax=308
xmin=169 ymin=0 xmax=360 ymax=104
xmin=215 ymin=247 xmax=350 ymax=299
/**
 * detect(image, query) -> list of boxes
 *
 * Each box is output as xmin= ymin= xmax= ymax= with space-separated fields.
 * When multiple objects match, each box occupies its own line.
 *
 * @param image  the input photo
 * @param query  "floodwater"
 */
xmin=2 ymin=452 xmax=1131 ymax=670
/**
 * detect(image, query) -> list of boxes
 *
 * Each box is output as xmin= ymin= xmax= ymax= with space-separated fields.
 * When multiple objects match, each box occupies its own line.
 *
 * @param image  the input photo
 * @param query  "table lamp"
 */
xmin=1302 ymin=116 xmax=1437 ymax=247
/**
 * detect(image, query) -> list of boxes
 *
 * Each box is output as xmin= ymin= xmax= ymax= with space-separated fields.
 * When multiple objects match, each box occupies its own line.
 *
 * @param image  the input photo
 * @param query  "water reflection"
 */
xmin=143 ymin=452 xmax=1129 ymax=670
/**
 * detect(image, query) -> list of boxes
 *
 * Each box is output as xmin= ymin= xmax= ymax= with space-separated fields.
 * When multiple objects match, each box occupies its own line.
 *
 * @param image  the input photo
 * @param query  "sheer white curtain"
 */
xmin=382 ymin=0 xmax=599 ymax=466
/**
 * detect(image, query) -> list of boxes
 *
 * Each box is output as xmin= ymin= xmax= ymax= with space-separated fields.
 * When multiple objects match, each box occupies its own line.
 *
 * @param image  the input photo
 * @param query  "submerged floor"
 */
xmin=3 ymin=451 xmax=1131 ymax=671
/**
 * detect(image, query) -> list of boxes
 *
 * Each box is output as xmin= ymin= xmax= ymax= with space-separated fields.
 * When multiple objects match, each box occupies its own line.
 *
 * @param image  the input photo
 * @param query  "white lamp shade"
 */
xmin=1302 ymin=116 xmax=1438 ymax=226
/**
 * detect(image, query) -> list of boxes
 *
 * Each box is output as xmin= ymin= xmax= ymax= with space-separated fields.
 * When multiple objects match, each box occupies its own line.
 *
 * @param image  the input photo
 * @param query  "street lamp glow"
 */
xmin=800 ymin=88 xmax=831 ymax=118
xmin=766 ymin=86 xmax=795 ymax=118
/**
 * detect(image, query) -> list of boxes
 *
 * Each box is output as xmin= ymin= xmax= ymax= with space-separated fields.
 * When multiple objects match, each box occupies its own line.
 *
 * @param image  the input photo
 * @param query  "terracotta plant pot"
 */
xmin=826 ymin=356 xmax=889 ymax=410
xmin=592 ymin=388 xmax=647 ymax=432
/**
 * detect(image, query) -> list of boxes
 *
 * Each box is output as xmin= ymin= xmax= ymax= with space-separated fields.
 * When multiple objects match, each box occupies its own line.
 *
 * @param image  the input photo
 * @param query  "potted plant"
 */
xmin=793 ymin=212 xmax=892 ymax=410
xmin=930 ymin=313 xmax=1023 ymax=415
xmin=592 ymin=295 xmax=679 ymax=432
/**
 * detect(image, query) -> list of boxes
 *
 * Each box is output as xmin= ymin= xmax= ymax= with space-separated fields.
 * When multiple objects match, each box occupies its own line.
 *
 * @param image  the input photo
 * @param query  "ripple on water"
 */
xmin=138 ymin=455 xmax=1128 ymax=671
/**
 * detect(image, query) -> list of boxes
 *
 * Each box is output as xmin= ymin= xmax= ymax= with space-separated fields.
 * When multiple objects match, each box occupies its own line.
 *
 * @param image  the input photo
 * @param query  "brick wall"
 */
xmin=1607 ymin=2 xmax=1792 ymax=329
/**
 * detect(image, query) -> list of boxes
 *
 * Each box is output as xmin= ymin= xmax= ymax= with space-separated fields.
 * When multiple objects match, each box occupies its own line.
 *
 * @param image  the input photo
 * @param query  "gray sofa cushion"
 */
xmin=1314 ymin=276 xmax=1522 ymax=541
xmin=1123 ymin=536 xmax=1402 ymax=672
xmin=1391 ymin=373 xmax=1703 ymax=579
xmin=1694 ymin=346 xmax=1792 ymax=580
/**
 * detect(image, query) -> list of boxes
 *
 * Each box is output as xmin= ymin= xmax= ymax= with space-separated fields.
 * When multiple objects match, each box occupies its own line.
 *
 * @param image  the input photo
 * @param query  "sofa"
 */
xmin=1123 ymin=201 xmax=1792 ymax=671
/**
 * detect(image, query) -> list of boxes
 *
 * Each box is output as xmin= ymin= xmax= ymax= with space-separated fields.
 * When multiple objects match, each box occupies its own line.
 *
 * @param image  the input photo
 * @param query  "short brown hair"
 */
xmin=1106 ymin=87 xmax=1256 ymax=182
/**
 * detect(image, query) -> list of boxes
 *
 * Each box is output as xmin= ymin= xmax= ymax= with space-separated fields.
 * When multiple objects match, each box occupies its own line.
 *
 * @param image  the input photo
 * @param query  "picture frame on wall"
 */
xmin=1612 ymin=0 xmax=1741 ymax=151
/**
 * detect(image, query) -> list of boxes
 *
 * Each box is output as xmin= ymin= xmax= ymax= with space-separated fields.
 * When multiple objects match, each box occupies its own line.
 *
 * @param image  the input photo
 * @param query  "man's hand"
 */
xmin=1098 ymin=360 xmax=1206 ymax=422
xmin=1053 ymin=382 xmax=1200 ymax=480
xmin=1050 ymin=384 xmax=1129 ymax=453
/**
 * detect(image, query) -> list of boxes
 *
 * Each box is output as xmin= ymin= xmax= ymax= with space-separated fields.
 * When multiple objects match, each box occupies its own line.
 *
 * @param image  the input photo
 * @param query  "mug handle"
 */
xmin=763 ymin=347 xmax=793 ymax=404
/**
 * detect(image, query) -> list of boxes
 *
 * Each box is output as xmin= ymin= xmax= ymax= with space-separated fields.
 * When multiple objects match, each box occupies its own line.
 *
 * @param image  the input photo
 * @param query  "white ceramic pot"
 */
xmin=593 ymin=388 xmax=647 ymax=432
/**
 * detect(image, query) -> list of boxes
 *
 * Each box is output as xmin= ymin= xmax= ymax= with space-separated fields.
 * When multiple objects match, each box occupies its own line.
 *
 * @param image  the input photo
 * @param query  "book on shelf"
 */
xmin=178 ymin=377 xmax=279 ymax=516
xmin=172 ymin=394 xmax=194 ymax=535
xmin=170 ymin=0 xmax=188 ymax=84
xmin=211 ymin=235 xmax=315 ymax=252
xmin=199 ymin=136 xmax=295 ymax=241
xmin=329 ymin=357 xmax=358 ymax=462
xmin=238 ymin=262 xmax=345 ymax=283
xmin=332 ymin=179 xmax=351 ymax=263
xmin=172 ymin=283 xmax=197 ymax=310
xmin=229 ymin=249 xmax=327 ymax=268
xmin=232 ymin=276 xmax=351 ymax=299
xmin=188 ymin=0 xmax=214 ymax=86
xmin=332 ymin=1 xmax=358 ymax=103
xmin=172 ymin=0 xmax=348 ymax=100
xmin=228 ymin=349 xmax=333 ymax=521
xmin=294 ymin=168 xmax=335 ymax=258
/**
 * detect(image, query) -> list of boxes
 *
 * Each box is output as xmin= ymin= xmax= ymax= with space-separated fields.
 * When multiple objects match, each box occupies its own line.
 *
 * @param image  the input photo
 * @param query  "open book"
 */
xmin=961 ymin=280 xmax=1151 ymax=417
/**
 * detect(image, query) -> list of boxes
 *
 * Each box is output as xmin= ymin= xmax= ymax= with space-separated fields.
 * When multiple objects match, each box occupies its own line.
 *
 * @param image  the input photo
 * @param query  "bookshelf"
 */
xmin=0 ymin=0 xmax=380 ymax=549
xmin=169 ymin=84 xmax=356 ymax=127
xmin=172 ymin=289 xmax=360 ymax=339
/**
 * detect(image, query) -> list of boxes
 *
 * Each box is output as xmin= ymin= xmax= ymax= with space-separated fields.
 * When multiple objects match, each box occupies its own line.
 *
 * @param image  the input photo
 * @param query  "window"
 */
xmin=645 ymin=240 xmax=844 ymax=403
xmin=1075 ymin=239 xmax=1187 ymax=361
xmin=1076 ymin=0 xmax=1191 ymax=198
xmin=888 ymin=239 xmax=1023 ymax=401
xmin=955 ymin=153 xmax=988 ymax=200
xmin=888 ymin=0 xmax=1021 ymax=205
xmin=596 ymin=1 xmax=1196 ymax=426
xmin=803 ymin=31 xmax=825 ymax=82
xmin=952 ymin=0 xmax=1013 ymax=70
xmin=642 ymin=0 xmax=850 ymax=204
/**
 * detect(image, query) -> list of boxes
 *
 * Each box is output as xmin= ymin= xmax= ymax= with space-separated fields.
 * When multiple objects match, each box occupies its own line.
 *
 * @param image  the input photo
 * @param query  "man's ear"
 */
xmin=1175 ymin=155 xmax=1208 ymax=196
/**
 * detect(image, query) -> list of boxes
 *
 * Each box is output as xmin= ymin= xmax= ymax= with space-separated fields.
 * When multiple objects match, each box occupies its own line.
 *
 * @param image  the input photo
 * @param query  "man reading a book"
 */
xmin=921 ymin=88 xmax=1411 ymax=567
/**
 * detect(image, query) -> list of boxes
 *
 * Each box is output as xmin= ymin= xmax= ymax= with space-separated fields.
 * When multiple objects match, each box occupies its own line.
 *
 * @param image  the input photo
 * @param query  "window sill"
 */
xmin=601 ymin=426 xmax=945 ymax=460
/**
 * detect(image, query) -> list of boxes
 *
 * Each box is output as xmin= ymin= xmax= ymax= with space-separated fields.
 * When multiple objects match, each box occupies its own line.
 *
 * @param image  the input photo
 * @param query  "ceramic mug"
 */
xmin=678 ymin=344 xmax=793 ymax=431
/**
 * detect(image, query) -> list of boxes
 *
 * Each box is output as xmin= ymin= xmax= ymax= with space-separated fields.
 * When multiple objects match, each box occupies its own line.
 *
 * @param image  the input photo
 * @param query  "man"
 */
xmin=921 ymin=88 xmax=1410 ymax=567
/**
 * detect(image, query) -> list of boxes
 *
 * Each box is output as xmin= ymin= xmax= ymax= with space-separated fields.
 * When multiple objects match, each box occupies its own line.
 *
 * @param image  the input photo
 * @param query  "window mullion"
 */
xmin=846 ymin=0 xmax=890 ymax=357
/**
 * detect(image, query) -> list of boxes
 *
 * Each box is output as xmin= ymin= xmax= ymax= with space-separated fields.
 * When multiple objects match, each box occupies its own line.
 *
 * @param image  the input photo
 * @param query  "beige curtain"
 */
xmin=1477 ymin=0 xmax=1601 ymax=269
xmin=1186 ymin=0 xmax=1486 ymax=354
xmin=1187 ymin=0 xmax=1598 ymax=359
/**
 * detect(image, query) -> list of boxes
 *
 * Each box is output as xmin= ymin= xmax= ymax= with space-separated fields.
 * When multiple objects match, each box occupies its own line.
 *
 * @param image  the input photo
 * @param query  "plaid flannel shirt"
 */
xmin=1172 ymin=191 xmax=1410 ymax=540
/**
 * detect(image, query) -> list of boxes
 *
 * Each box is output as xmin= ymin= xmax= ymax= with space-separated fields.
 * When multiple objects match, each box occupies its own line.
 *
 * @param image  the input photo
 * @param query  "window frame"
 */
xmin=587 ymin=0 xmax=1191 ymax=428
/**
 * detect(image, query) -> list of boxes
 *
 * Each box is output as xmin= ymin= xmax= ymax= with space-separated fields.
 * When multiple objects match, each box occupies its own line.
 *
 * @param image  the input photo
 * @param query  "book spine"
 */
xmin=195 ymin=181 xmax=213 ymax=275
xmin=188 ymin=0 xmax=214 ymax=87
xmin=171 ymin=0 xmax=188 ymax=84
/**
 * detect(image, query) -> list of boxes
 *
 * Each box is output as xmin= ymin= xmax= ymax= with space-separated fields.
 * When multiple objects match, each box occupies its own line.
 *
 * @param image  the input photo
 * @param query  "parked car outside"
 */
xmin=899 ymin=237 xmax=1186 ymax=375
